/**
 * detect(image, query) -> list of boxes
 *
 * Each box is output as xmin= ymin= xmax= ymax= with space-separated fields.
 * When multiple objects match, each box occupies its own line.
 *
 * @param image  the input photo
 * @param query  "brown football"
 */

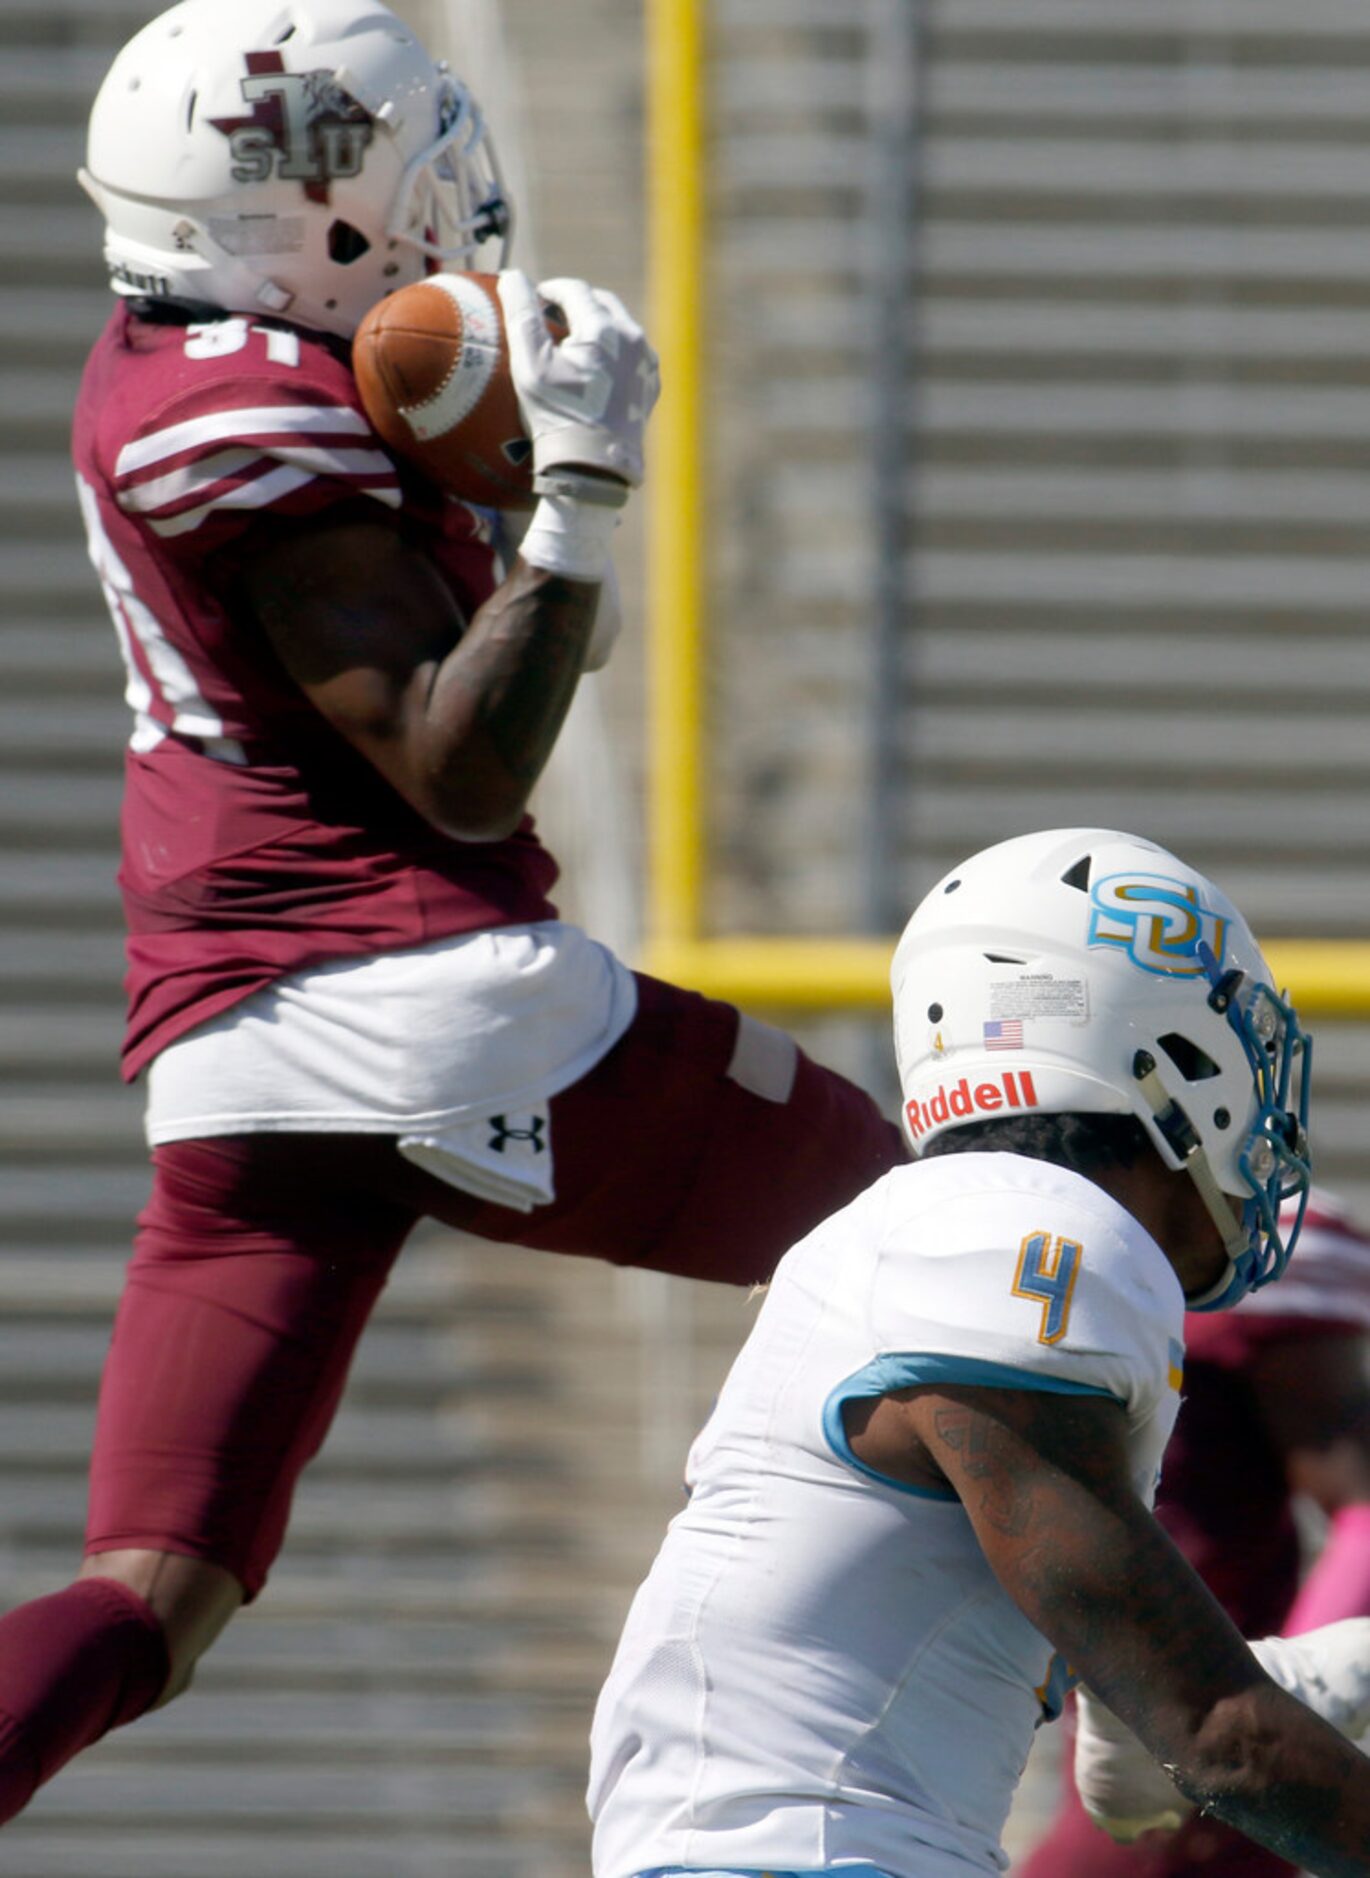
xmin=353 ymin=272 xmax=562 ymax=509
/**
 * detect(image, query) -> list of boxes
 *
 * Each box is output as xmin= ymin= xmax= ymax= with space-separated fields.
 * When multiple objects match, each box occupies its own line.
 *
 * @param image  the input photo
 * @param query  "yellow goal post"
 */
xmin=639 ymin=0 xmax=1370 ymax=1022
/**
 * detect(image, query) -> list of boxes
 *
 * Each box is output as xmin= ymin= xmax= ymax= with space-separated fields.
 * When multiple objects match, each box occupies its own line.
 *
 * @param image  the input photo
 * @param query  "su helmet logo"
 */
xmin=1087 ymin=872 xmax=1229 ymax=977
xmin=212 ymin=52 xmax=374 ymax=200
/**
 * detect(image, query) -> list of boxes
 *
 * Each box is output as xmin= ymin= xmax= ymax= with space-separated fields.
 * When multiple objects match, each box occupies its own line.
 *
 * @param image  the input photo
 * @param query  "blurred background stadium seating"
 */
xmin=3 ymin=0 xmax=1370 ymax=1869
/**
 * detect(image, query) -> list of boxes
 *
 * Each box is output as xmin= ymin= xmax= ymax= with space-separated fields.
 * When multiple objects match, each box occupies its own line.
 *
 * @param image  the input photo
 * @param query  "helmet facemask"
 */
xmin=385 ymin=75 xmax=512 ymax=270
xmin=1132 ymin=944 xmax=1311 ymax=1310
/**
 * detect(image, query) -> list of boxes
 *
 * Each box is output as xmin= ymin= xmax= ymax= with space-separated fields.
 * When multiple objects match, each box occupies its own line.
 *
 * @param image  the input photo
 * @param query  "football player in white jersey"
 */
xmin=588 ymin=828 xmax=1370 ymax=1878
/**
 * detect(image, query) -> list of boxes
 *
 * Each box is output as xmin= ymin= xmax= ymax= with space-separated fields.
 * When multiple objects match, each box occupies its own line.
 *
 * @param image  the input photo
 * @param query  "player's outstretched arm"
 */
xmin=230 ymin=510 xmax=601 ymax=842
xmin=853 ymin=1384 xmax=1370 ymax=1876
xmin=1075 ymin=1618 xmax=1370 ymax=1843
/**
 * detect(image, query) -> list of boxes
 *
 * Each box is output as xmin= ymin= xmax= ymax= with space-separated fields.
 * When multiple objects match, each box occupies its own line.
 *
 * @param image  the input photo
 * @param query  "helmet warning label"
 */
xmin=988 ymin=975 xmax=1088 ymax=1023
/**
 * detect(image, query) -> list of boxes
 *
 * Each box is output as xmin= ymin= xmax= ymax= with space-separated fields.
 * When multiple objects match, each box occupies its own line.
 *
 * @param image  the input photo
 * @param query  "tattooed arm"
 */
xmin=846 ymin=1384 xmax=1370 ymax=1877
xmin=229 ymin=510 xmax=600 ymax=841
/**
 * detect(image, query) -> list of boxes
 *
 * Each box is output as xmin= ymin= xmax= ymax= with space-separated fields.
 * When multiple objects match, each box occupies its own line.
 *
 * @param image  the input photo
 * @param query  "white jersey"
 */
xmin=588 ymin=1152 xmax=1187 ymax=1878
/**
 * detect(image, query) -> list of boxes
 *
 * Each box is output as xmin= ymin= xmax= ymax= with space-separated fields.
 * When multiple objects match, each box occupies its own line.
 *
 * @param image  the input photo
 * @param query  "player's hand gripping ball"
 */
xmin=353 ymin=272 xmax=565 ymax=508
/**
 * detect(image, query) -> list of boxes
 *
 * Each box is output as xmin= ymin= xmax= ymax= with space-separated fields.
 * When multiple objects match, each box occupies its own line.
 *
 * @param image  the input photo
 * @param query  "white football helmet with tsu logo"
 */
xmin=79 ymin=0 xmax=511 ymax=340
xmin=892 ymin=828 xmax=1311 ymax=1311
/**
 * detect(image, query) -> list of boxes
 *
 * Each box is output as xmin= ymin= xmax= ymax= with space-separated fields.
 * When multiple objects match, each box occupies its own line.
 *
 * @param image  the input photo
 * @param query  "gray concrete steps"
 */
xmin=0 ymin=1241 xmax=570 ymax=1318
xmin=0 ymin=1320 xmax=731 ymax=1428
xmin=0 ymin=853 xmax=123 ymax=919
xmin=0 ymin=1832 xmax=537 ymax=1878
xmin=0 ymin=779 xmax=122 ymax=849
xmin=0 ymin=929 xmax=124 ymax=994
xmin=0 ymin=1007 xmax=125 ymax=1073
xmin=198 ymin=1617 xmax=615 ymax=1687
xmin=0 ymin=623 xmax=123 ymax=687
xmin=0 ymin=2 xmax=148 ymax=32
xmin=0 ymin=460 xmax=89 ymax=510
xmin=0 ymin=290 xmax=113 ymax=364
xmin=933 ymin=0 xmax=1370 ymax=36
xmin=0 ymin=46 xmax=111 ymax=108
xmin=759 ymin=293 xmax=1370 ymax=364
xmin=0 ymin=131 xmax=84 ymax=189
xmin=727 ymin=132 xmax=1370 ymax=200
xmin=0 ymin=709 xmax=126 ymax=768
xmin=0 ymin=1166 xmax=149 ymax=1238
xmin=0 ymin=1549 xmax=649 ymax=1631
xmin=723 ymin=57 xmax=1370 ymax=126
xmin=20 ymin=1763 xmax=566 ymax=1823
xmin=0 ymin=541 xmax=108 ymax=607
xmin=0 ymin=1479 xmax=610 ymax=1551
xmin=723 ymin=215 xmax=1370 ymax=285
xmin=0 ymin=368 xmax=90 ymax=437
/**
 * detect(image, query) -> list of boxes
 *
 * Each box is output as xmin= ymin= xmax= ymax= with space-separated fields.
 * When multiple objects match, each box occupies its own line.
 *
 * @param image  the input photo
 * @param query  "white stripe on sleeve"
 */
xmin=148 ymin=462 xmax=398 ymax=538
xmin=117 ymin=444 xmax=400 ymax=519
xmin=116 ymin=404 xmax=373 ymax=478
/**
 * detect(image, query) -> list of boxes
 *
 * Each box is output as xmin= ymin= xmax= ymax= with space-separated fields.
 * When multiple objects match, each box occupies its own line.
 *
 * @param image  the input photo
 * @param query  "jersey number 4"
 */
xmin=1012 ymin=1231 xmax=1083 ymax=1345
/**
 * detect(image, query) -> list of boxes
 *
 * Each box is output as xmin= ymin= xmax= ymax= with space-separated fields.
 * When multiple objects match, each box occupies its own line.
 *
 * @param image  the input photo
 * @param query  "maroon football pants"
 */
xmin=86 ymin=973 xmax=905 ymax=1596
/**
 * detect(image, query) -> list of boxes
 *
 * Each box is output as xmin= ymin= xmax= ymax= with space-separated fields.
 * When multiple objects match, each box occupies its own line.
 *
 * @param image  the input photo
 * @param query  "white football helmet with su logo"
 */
xmin=891 ymin=828 xmax=1312 ymax=1310
xmin=78 ymin=0 xmax=511 ymax=340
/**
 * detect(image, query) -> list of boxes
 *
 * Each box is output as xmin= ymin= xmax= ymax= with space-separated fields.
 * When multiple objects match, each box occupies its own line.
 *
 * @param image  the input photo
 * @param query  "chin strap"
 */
xmin=1132 ymin=1050 xmax=1248 ymax=1304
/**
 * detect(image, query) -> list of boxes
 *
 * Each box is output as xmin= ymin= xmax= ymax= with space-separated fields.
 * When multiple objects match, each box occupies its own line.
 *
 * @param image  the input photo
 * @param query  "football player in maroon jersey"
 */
xmin=1020 ymin=1189 xmax=1370 ymax=1876
xmin=0 ymin=0 xmax=905 ymax=1822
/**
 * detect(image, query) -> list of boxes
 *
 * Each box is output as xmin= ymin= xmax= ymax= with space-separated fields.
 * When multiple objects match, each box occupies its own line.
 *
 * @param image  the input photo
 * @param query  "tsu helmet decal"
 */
xmin=891 ymin=828 xmax=1312 ymax=1311
xmin=78 ymin=0 xmax=511 ymax=340
xmin=209 ymin=55 xmax=376 ymax=198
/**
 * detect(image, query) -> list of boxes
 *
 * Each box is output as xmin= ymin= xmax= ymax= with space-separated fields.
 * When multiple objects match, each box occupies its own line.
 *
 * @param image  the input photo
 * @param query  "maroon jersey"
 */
xmin=73 ymin=305 xmax=559 ymax=1079
xmin=1156 ymin=1192 xmax=1370 ymax=1634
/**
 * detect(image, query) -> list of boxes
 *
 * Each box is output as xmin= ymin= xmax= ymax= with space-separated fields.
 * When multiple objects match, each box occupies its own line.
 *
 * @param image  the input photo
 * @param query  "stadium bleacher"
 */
xmin=3 ymin=0 xmax=1369 ymax=1868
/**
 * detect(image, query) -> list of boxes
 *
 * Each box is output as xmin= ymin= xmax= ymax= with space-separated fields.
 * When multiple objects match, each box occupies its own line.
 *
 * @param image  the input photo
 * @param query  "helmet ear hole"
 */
xmin=1158 ymin=1032 xmax=1221 ymax=1082
xmin=328 ymin=220 xmax=371 ymax=265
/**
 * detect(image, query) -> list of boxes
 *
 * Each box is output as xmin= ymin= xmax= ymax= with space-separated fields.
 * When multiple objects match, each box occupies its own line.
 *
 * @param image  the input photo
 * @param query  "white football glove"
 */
xmin=1074 ymin=1685 xmax=1191 ymax=1844
xmin=1250 ymin=1617 xmax=1370 ymax=1739
xmin=497 ymin=271 xmax=660 ymax=490
xmin=1076 ymin=1617 xmax=1370 ymax=1845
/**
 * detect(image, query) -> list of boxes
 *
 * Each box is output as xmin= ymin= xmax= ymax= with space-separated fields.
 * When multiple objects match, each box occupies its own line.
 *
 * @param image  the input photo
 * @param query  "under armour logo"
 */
xmin=487 ymin=1114 xmax=547 ymax=1155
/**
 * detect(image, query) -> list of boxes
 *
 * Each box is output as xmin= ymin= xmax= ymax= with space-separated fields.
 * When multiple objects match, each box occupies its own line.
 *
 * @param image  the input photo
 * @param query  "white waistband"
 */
xmin=145 ymin=921 xmax=637 ymax=1145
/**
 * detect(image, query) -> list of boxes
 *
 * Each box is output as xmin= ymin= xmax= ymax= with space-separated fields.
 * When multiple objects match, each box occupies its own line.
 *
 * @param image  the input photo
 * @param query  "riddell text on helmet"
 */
xmin=904 ymin=1070 xmax=1039 ymax=1140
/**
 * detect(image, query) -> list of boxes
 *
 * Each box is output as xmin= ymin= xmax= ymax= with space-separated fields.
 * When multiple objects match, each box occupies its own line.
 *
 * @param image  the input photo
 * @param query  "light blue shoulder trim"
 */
xmin=822 ymin=1353 xmax=1121 ymax=1500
